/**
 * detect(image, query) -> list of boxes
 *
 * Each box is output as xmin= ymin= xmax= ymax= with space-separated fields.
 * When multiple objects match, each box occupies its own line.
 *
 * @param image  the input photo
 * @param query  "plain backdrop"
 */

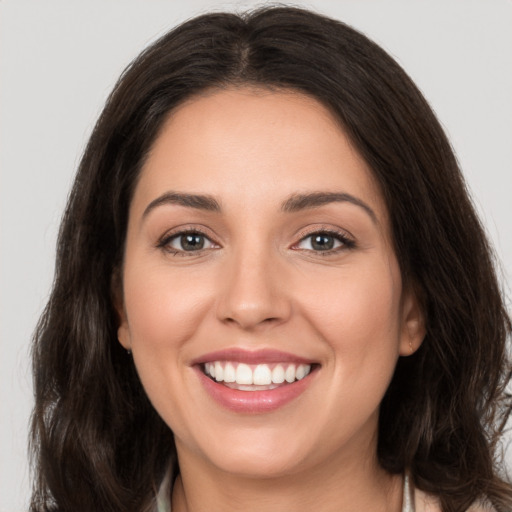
xmin=1 ymin=1 xmax=511 ymax=510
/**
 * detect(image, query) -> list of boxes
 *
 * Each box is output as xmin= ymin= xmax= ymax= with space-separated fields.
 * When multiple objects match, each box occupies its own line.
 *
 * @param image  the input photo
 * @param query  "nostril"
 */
xmin=215 ymin=265 xmax=292 ymax=328
xmin=222 ymin=314 xmax=282 ymax=329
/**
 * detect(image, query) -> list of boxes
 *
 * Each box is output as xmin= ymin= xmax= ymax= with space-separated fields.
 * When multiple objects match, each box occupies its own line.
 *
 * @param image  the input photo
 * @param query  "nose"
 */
xmin=216 ymin=247 xmax=292 ymax=330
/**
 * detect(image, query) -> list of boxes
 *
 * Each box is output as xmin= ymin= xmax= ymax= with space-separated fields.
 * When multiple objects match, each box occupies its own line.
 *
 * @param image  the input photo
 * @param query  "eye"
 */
xmin=295 ymin=231 xmax=354 ymax=252
xmin=159 ymin=231 xmax=217 ymax=254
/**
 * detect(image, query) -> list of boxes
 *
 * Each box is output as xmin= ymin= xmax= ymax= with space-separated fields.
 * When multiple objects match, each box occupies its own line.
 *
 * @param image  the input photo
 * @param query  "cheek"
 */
xmin=121 ymin=260 xmax=218 ymax=431
xmin=297 ymin=259 xmax=403 ymax=376
xmin=122 ymin=261 xmax=214 ymax=351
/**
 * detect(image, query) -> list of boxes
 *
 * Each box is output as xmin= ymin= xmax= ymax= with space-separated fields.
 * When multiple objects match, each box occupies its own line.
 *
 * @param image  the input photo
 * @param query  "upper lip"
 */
xmin=190 ymin=348 xmax=317 ymax=366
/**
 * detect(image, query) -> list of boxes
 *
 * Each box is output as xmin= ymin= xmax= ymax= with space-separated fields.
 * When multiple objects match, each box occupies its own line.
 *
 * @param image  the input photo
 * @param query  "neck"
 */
xmin=171 ymin=445 xmax=403 ymax=512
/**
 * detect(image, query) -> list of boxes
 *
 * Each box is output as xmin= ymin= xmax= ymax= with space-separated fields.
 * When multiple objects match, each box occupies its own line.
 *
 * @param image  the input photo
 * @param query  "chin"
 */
xmin=178 ymin=424 xmax=314 ymax=479
xmin=209 ymin=447 xmax=308 ymax=479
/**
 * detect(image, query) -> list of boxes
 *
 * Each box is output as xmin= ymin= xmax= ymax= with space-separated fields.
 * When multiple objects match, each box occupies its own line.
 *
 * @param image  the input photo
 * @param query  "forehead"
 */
xmin=133 ymin=87 xmax=387 ymax=221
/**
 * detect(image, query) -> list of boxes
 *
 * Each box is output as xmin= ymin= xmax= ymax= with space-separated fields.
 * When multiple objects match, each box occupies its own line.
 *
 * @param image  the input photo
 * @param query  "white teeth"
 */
xmin=285 ymin=365 xmax=296 ymax=383
xmin=203 ymin=361 xmax=312 ymax=386
xmin=296 ymin=364 xmax=308 ymax=380
xmin=223 ymin=362 xmax=236 ymax=383
xmin=271 ymin=364 xmax=285 ymax=384
xmin=214 ymin=361 xmax=224 ymax=382
xmin=236 ymin=363 xmax=253 ymax=385
xmin=253 ymin=364 xmax=272 ymax=385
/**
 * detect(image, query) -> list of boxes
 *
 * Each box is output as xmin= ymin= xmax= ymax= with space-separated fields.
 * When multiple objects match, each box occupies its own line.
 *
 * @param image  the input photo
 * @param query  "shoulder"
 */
xmin=414 ymin=488 xmax=496 ymax=512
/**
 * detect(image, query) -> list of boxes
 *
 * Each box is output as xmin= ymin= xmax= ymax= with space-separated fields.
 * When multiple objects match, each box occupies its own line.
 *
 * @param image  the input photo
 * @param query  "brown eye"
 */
xmin=295 ymin=230 xmax=355 ymax=253
xmin=310 ymin=234 xmax=335 ymax=251
xmin=297 ymin=233 xmax=343 ymax=251
xmin=162 ymin=232 xmax=216 ymax=253
xmin=179 ymin=234 xmax=205 ymax=251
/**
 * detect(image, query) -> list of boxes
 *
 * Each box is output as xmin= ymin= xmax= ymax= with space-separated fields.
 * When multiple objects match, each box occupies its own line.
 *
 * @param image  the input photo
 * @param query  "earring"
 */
xmin=126 ymin=349 xmax=132 ymax=355
xmin=409 ymin=340 xmax=414 ymax=354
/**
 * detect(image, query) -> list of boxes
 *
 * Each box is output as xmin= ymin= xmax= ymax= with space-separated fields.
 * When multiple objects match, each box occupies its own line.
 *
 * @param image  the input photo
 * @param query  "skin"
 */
xmin=117 ymin=87 xmax=425 ymax=512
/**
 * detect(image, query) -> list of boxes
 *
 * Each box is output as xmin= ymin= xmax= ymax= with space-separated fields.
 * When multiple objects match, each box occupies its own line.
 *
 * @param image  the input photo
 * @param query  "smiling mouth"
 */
xmin=201 ymin=361 xmax=314 ymax=391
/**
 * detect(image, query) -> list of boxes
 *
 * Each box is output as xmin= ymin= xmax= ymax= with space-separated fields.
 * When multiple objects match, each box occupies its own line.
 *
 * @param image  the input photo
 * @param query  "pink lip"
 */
xmin=194 ymin=368 xmax=317 ymax=413
xmin=191 ymin=348 xmax=315 ymax=365
xmin=191 ymin=348 xmax=319 ymax=414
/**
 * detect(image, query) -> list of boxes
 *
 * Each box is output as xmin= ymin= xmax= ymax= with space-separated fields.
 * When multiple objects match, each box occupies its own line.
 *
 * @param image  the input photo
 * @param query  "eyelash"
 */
xmin=157 ymin=227 xmax=356 ymax=256
xmin=157 ymin=228 xmax=217 ymax=256
xmin=293 ymin=228 xmax=356 ymax=255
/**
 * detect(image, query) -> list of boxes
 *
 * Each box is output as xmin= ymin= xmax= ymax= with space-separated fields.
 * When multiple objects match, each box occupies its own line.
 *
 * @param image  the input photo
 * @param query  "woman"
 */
xmin=30 ymin=6 xmax=512 ymax=512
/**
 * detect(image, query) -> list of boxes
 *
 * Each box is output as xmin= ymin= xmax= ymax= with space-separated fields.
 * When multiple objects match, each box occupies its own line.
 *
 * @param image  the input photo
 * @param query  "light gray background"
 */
xmin=1 ymin=1 xmax=511 ymax=511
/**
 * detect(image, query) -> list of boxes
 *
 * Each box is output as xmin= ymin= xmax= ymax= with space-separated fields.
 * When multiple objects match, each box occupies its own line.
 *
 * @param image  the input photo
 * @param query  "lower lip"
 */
xmin=194 ymin=366 xmax=317 ymax=413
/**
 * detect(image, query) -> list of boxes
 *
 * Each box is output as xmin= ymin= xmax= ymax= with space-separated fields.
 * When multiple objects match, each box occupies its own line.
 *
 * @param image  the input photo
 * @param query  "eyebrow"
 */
xmin=281 ymin=192 xmax=377 ymax=223
xmin=142 ymin=192 xmax=221 ymax=218
xmin=142 ymin=190 xmax=376 ymax=223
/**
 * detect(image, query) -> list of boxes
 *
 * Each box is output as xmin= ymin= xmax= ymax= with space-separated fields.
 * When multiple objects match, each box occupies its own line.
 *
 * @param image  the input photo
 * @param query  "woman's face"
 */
xmin=118 ymin=87 xmax=424 ymax=478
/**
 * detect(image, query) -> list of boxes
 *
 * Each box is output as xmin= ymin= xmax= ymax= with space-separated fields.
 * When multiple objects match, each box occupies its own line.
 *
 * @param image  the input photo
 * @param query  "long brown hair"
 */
xmin=30 ymin=6 xmax=512 ymax=511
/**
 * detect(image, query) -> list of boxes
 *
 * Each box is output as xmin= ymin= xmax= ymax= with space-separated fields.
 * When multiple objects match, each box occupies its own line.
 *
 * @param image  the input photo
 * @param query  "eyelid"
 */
xmin=155 ymin=224 xmax=355 ymax=255
xmin=291 ymin=226 xmax=356 ymax=252
xmin=156 ymin=225 xmax=220 ymax=254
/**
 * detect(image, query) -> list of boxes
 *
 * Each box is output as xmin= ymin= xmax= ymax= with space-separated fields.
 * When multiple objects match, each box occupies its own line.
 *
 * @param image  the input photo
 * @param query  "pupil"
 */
xmin=312 ymin=235 xmax=334 ymax=251
xmin=181 ymin=234 xmax=204 ymax=251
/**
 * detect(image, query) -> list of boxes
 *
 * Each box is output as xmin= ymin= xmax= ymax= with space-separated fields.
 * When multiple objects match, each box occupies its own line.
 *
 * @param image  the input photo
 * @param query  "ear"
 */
xmin=399 ymin=285 xmax=426 ymax=356
xmin=111 ymin=267 xmax=132 ymax=351
xmin=117 ymin=313 xmax=132 ymax=351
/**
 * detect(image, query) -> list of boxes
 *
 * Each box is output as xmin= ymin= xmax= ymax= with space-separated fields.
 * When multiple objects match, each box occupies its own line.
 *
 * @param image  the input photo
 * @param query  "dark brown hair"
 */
xmin=30 ymin=6 xmax=512 ymax=511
